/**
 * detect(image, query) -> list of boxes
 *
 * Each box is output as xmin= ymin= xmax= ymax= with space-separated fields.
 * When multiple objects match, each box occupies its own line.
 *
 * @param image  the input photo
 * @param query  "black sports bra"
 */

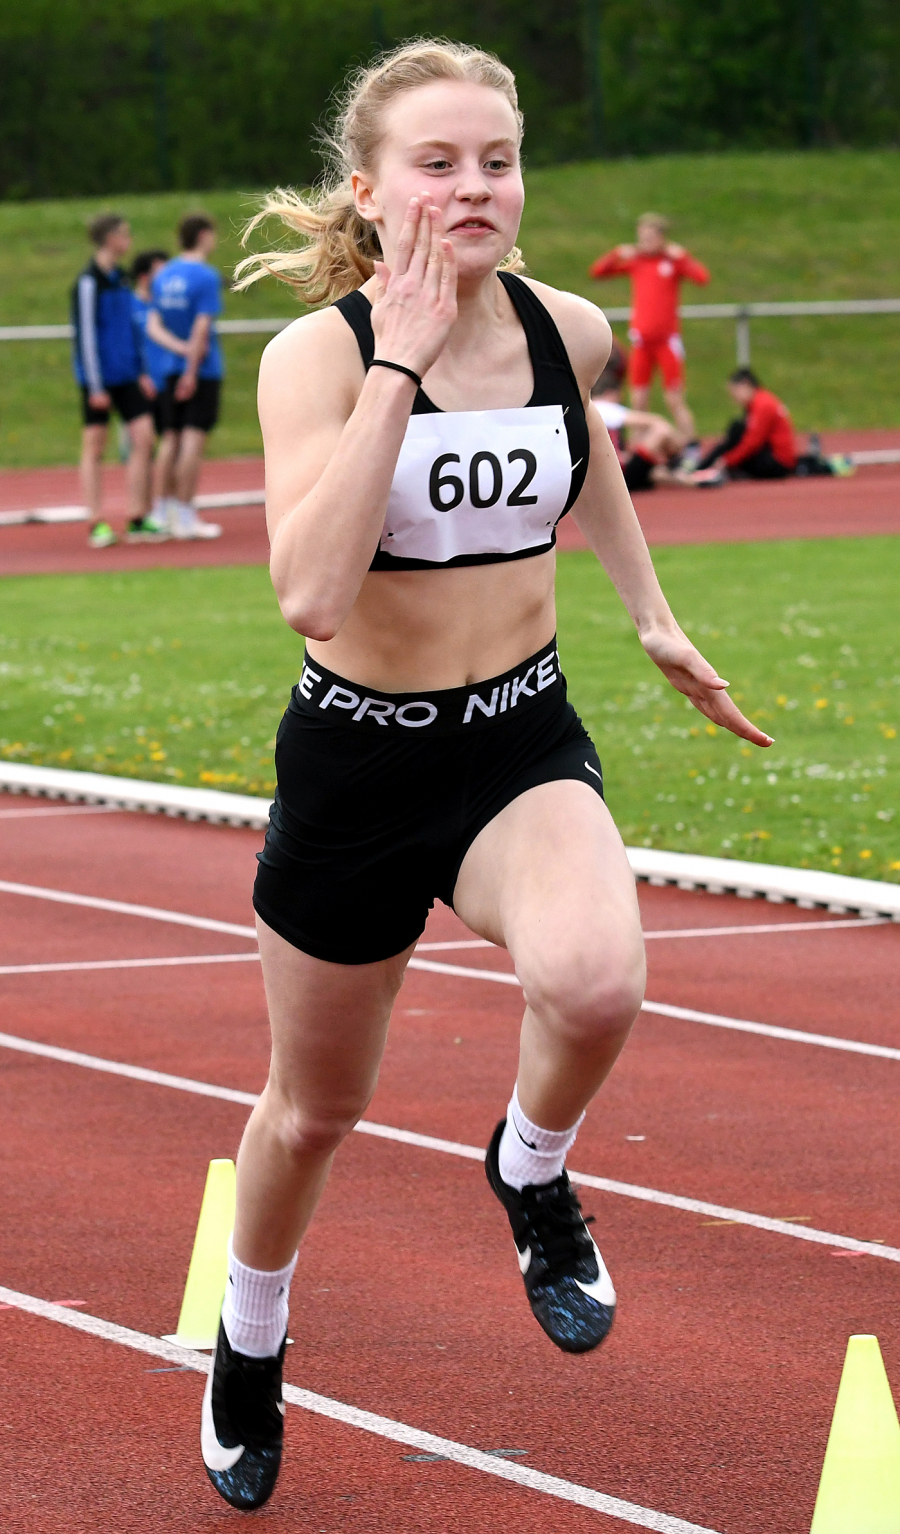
xmin=334 ymin=270 xmax=590 ymax=571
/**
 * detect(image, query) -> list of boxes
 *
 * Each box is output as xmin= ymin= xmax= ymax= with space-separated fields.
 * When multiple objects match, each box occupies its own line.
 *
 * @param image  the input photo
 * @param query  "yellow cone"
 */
xmin=162 ymin=1158 xmax=236 ymax=1349
xmin=810 ymin=1335 xmax=900 ymax=1533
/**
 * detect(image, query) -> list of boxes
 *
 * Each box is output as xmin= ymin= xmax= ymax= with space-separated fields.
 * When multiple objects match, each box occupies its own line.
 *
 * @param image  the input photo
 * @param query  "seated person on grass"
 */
xmin=591 ymin=342 xmax=687 ymax=492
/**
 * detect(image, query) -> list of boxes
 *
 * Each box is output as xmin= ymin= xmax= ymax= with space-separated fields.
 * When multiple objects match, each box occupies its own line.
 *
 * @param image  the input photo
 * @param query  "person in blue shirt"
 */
xmin=71 ymin=213 xmax=158 ymax=547
xmin=130 ymin=248 xmax=184 ymax=534
xmin=147 ymin=213 xmax=224 ymax=539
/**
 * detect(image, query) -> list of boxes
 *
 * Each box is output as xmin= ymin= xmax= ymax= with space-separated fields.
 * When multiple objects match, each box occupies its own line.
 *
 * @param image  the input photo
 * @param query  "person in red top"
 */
xmin=693 ymin=368 xmax=797 ymax=480
xmin=589 ymin=212 xmax=709 ymax=443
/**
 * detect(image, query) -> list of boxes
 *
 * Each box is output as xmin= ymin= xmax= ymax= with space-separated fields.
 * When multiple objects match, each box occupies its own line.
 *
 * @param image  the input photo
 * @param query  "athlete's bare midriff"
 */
xmin=306 ymin=547 xmax=557 ymax=691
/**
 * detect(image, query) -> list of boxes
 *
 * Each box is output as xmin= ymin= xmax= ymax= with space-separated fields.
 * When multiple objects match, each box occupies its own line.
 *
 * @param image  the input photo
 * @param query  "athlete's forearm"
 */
xmin=267 ymin=368 xmax=417 ymax=639
xmin=571 ymin=419 xmax=676 ymax=639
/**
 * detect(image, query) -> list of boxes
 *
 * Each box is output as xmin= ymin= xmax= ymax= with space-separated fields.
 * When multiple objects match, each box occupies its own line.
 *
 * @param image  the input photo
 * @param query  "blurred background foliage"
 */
xmin=1 ymin=0 xmax=900 ymax=200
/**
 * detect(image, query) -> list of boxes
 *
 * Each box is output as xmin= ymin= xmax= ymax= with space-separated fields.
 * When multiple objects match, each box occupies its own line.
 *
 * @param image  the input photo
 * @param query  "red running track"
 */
xmin=2 ymin=429 xmax=899 ymax=578
xmin=0 ymin=803 xmax=898 ymax=1533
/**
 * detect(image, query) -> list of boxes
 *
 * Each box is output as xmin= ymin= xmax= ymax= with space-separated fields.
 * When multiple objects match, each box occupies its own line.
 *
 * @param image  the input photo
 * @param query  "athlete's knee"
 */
xmin=265 ymin=1089 xmax=369 ymax=1160
xmin=522 ymin=943 xmax=645 ymax=1045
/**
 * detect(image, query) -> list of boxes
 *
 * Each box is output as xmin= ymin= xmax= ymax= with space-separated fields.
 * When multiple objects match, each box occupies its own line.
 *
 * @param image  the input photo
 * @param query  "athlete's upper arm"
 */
xmin=257 ymin=307 xmax=365 ymax=542
xmin=519 ymin=279 xmax=611 ymax=400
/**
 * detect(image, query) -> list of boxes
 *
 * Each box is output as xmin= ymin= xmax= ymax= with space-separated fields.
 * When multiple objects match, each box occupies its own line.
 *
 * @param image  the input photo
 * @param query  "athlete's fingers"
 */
xmin=423 ymin=208 xmax=444 ymax=297
xmin=392 ymin=199 xmax=421 ymax=278
xmin=406 ymin=201 xmax=432 ymax=286
xmin=689 ymin=686 xmax=774 ymax=747
xmin=439 ymin=238 xmax=457 ymax=305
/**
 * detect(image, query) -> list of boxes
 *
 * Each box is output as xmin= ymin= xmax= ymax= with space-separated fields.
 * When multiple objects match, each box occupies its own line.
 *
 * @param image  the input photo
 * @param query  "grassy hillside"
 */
xmin=2 ymin=539 xmax=898 ymax=881
xmin=2 ymin=149 xmax=900 ymax=468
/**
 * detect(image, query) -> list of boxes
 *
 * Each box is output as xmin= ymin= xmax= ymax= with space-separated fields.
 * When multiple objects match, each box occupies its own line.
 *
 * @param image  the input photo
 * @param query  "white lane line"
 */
xmin=408 ymin=956 xmax=520 ymax=985
xmin=0 ymin=804 xmax=122 ymax=820
xmin=0 ymin=1030 xmax=258 ymax=1107
xmin=640 ymin=1000 xmax=900 ymax=1062
xmin=1 ymin=878 xmax=889 ymax=953
xmin=0 ymin=1287 xmax=720 ymax=1534
xmin=416 ymin=939 xmax=494 ymax=951
xmin=417 ymin=918 xmax=889 ymax=950
xmin=642 ymin=917 xmax=889 ymax=939
xmin=1 ymin=1028 xmax=896 ymax=1263
xmin=407 ymin=957 xmax=900 ymax=1062
xmin=0 ymin=880 xmax=892 ymax=1061
xmin=0 ymin=953 xmax=261 ymax=978
xmin=0 ymin=880 xmax=256 ymax=940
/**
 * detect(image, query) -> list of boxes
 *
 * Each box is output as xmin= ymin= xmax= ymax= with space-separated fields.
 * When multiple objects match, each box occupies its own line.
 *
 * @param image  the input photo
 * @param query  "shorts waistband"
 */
xmin=291 ymin=639 xmax=564 ymax=734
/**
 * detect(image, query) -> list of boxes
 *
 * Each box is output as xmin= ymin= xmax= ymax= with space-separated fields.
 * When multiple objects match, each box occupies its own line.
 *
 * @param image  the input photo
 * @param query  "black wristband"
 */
xmin=370 ymin=358 xmax=422 ymax=388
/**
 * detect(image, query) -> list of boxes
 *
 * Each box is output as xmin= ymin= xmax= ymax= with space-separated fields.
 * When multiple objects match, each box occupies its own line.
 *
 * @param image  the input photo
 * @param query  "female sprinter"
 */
xmin=201 ymin=40 xmax=772 ymax=1509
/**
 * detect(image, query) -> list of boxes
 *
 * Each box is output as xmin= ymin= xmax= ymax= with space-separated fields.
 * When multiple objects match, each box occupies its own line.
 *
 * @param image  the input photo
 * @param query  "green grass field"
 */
xmin=2 ymin=540 xmax=897 ymax=881
xmin=2 ymin=149 xmax=900 ymax=468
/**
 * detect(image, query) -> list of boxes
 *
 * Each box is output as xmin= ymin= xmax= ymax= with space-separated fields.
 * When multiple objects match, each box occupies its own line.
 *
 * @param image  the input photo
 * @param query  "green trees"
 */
xmin=1 ymin=0 xmax=899 ymax=198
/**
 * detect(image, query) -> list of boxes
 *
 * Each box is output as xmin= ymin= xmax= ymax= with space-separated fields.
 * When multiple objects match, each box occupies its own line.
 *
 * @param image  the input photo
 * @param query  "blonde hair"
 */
xmin=234 ymin=38 xmax=525 ymax=307
xmin=637 ymin=211 xmax=670 ymax=234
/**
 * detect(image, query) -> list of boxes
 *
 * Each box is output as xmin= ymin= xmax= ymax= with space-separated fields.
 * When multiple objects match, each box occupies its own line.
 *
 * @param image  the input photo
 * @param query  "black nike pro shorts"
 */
xmin=253 ymin=638 xmax=605 ymax=965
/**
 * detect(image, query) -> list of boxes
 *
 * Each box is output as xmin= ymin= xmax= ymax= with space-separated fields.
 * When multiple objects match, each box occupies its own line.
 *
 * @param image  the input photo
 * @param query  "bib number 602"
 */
xmin=428 ymin=449 xmax=538 ymax=511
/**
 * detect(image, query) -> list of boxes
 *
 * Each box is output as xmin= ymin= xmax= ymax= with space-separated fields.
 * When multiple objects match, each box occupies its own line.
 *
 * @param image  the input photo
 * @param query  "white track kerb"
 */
xmin=2 ymin=761 xmax=899 ymax=918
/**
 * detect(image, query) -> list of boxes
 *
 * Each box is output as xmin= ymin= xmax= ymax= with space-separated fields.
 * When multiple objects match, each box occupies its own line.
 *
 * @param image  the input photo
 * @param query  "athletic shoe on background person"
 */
xmin=125 ymin=512 xmax=169 ymax=542
xmin=201 ymin=1319 xmax=286 ymax=1509
xmin=168 ymin=499 xmax=222 ymax=540
xmin=828 ymin=453 xmax=856 ymax=477
xmin=676 ymin=439 xmax=702 ymax=472
xmin=87 ymin=520 xmax=117 ymax=548
xmin=691 ymin=466 xmax=727 ymax=487
xmin=485 ymin=1119 xmax=616 ymax=1353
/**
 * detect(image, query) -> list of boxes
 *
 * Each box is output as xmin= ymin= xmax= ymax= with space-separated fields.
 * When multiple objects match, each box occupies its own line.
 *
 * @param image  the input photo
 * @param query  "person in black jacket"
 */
xmin=71 ymin=213 xmax=161 ymax=547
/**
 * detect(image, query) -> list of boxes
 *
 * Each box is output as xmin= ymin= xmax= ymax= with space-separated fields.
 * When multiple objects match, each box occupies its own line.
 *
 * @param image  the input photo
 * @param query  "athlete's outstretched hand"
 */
xmin=370 ymin=199 xmax=457 ymax=381
xmin=641 ymin=623 xmax=774 ymax=748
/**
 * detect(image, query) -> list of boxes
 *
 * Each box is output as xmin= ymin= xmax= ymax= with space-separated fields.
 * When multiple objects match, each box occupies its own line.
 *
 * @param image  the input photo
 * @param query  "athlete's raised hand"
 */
xmin=370 ymin=198 xmax=457 ymax=380
xmin=641 ymin=623 xmax=774 ymax=748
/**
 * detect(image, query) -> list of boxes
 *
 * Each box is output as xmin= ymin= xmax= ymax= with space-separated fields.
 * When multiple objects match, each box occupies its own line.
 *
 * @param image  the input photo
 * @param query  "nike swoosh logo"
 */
xmin=574 ymin=1239 xmax=617 ymax=1306
xmin=516 ymin=1244 xmax=532 ymax=1275
xmin=584 ymin=762 xmax=603 ymax=784
xmin=200 ymin=1365 xmax=245 ymax=1472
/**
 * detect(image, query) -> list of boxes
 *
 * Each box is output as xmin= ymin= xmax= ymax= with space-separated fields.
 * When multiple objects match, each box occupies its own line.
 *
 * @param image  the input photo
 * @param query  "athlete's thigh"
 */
xmin=453 ymin=779 xmax=643 ymax=979
xmin=257 ymin=915 xmax=414 ymax=1110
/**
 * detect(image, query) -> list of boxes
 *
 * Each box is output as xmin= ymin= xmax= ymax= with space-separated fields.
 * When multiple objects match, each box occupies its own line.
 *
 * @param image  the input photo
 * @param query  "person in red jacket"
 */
xmin=589 ymin=212 xmax=709 ymax=443
xmin=693 ymin=368 xmax=797 ymax=480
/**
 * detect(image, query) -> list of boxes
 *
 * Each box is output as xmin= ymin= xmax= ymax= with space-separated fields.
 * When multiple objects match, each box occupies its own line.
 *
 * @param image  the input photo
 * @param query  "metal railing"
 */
xmin=4 ymin=299 xmax=900 ymax=365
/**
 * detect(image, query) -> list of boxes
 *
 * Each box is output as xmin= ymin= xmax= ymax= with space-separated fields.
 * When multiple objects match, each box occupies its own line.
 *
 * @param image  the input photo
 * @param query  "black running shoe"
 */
xmin=201 ymin=1319 xmax=286 ymax=1509
xmin=485 ymin=1119 xmax=616 ymax=1354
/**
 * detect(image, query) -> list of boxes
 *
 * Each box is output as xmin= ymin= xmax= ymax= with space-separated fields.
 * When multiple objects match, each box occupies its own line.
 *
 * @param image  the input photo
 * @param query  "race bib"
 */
xmin=380 ymin=405 xmax=572 ymax=564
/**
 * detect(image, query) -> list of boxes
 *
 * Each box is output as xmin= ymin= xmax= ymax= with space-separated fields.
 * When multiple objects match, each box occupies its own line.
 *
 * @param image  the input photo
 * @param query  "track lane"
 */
xmin=1 ymin=807 xmax=898 ymax=1532
xmin=2 ymin=1051 xmax=896 ymax=1534
xmin=1 ymin=817 xmax=899 ymax=1247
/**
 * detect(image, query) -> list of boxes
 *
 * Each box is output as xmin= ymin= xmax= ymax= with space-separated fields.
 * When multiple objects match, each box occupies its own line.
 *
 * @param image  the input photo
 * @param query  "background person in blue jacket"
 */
xmin=147 ymin=213 xmax=224 ymax=540
xmin=71 ymin=214 xmax=158 ymax=548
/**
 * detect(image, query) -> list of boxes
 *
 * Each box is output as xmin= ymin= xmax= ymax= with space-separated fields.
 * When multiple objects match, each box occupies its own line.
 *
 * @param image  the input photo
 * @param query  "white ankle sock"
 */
xmin=221 ymin=1239 xmax=298 ymax=1358
xmin=498 ymin=1085 xmax=585 ymax=1192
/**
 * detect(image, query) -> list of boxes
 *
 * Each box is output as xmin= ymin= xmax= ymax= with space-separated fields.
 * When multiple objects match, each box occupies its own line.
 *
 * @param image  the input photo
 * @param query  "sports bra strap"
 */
xmin=333 ymin=272 xmax=580 ymax=404
xmin=495 ymin=271 xmax=580 ymax=394
xmin=333 ymin=288 xmax=375 ymax=367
